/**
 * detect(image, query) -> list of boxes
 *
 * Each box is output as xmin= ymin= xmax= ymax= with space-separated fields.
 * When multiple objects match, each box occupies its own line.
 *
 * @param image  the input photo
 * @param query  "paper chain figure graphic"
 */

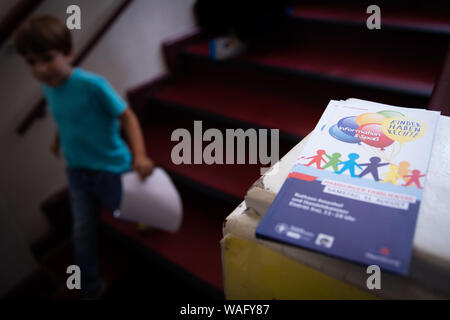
xmin=336 ymin=153 xmax=362 ymax=178
xmin=322 ymin=153 xmax=342 ymax=172
xmin=382 ymin=164 xmax=402 ymax=184
xmin=403 ymin=170 xmax=425 ymax=189
xmin=358 ymin=157 xmax=389 ymax=181
xmin=397 ymin=161 xmax=411 ymax=183
xmin=302 ymin=150 xmax=425 ymax=187
xmin=304 ymin=149 xmax=327 ymax=169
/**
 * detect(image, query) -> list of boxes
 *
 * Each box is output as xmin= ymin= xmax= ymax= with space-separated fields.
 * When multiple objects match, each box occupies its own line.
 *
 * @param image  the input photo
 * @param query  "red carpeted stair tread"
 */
xmin=186 ymin=23 xmax=446 ymax=96
xmin=101 ymin=185 xmax=234 ymax=291
xmin=141 ymin=108 xmax=287 ymax=199
xmin=154 ymin=62 xmax=323 ymax=137
xmin=292 ymin=2 xmax=450 ymax=34
xmin=153 ymin=59 xmax=430 ymax=140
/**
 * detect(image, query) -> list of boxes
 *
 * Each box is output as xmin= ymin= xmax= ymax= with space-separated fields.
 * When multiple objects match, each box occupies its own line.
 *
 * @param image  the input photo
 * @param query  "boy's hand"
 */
xmin=133 ymin=155 xmax=155 ymax=180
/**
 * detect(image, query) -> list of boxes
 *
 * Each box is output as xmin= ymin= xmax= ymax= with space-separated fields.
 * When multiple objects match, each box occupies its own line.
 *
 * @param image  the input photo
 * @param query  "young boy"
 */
xmin=14 ymin=15 xmax=154 ymax=299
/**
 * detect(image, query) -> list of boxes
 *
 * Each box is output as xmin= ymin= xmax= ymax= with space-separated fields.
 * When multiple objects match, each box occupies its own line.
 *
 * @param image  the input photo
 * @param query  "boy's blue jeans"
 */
xmin=66 ymin=168 xmax=122 ymax=294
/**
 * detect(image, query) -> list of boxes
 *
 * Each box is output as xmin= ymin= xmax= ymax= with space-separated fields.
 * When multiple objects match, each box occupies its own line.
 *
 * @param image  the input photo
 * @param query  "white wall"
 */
xmin=0 ymin=0 xmax=196 ymax=295
xmin=82 ymin=0 xmax=196 ymax=95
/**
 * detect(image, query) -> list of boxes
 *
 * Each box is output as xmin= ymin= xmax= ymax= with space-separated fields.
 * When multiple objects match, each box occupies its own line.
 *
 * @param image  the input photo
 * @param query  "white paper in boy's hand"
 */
xmin=114 ymin=168 xmax=183 ymax=232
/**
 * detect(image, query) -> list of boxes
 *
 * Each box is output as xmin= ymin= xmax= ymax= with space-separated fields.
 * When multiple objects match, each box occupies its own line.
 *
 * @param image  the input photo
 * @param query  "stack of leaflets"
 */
xmin=256 ymin=98 xmax=441 ymax=275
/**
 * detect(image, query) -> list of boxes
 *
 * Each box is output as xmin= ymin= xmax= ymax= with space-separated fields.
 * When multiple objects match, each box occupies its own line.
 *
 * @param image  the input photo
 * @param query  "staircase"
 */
xmin=43 ymin=1 xmax=450 ymax=298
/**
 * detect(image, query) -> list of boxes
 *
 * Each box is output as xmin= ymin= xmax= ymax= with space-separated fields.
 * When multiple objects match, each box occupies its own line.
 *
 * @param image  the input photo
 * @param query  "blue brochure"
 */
xmin=256 ymin=99 xmax=440 ymax=275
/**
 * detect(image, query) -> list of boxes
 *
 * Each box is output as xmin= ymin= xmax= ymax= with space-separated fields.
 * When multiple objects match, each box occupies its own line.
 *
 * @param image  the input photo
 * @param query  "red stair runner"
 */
xmin=140 ymin=107 xmax=292 ymax=199
xmin=292 ymin=2 xmax=450 ymax=34
xmin=154 ymin=59 xmax=430 ymax=139
xmin=186 ymin=22 xmax=447 ymax=96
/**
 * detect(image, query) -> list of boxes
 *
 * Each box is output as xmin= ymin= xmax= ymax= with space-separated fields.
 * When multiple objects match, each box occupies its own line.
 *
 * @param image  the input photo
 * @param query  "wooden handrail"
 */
xmin=0 ymin=0 xmax=44 ymax=48
xmin=16 ymin=0 xmax=134 ymax=135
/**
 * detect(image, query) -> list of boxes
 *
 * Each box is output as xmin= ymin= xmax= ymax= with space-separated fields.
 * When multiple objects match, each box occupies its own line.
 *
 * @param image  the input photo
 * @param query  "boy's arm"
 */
xmin=120 ymin=107 xmax=154 ymax=179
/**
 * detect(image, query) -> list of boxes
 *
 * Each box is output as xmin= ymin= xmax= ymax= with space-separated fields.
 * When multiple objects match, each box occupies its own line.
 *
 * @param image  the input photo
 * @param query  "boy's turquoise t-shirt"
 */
xmin=44 ymin=68 xmax=132 ymax=173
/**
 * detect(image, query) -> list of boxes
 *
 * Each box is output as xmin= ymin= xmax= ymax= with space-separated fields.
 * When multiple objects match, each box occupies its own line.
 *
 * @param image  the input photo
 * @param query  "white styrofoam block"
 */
xmin=413 ymin=116 xmax=450 ymax=261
